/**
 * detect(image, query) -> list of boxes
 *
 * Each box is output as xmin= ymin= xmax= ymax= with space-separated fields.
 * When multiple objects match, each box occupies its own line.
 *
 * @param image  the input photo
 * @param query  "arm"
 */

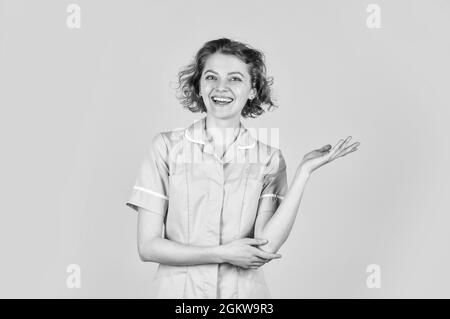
xmin=254 ymin=168 xmax=310 ymax=254
xmin=255 ymin=136 xmax=360 ymax=254
xmin=137 ymin=207 xmax=281 ymax=267
xmin=137 ymin=207 xmax=222 ymax=266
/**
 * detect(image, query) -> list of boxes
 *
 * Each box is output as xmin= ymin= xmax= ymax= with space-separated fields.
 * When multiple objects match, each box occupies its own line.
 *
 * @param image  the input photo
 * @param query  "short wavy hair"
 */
xmin=176 ymin=38 xmax=277 ymax=118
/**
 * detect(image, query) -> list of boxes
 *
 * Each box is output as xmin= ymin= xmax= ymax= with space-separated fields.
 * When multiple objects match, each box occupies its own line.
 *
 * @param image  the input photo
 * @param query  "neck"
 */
xmin=205 ymin=115 xmax=241 ymax=146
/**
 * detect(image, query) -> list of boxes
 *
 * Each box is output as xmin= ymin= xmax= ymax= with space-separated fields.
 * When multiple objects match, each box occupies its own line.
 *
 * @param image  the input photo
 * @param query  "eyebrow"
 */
xmin=204 ymin=70 xmax=246 ymax=78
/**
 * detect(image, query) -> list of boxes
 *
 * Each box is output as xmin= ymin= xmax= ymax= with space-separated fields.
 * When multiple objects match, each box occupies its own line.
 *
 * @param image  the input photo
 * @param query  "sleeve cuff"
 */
xmin=125 ymin=186 xmax=168 ymax=216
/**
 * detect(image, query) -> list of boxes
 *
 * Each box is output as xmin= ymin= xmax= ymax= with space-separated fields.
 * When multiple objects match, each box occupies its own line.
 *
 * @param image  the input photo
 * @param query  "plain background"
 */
xmin=1 ymin=0 xmax=449 ymax=298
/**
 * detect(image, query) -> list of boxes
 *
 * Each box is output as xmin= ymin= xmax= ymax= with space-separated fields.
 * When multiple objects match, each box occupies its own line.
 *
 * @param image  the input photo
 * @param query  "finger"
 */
xmin=253 ymin=256 xmax=268 ymax=263
xmin=255 ymin=250 xmax=282 ymax=260
xmin=251 ymin=258 xmax=266 ymax=265
xmin=330 ymin=136 xmax=351 ymax=159
xmin=329 ymin=139 xmax=344 ymax=158
xmin=250 ymin=263 xmax=265 ymax=268
xmin=336 ymin=141 xmax=359 ymax=157
xmin=337 ymin=136 xmax=352 ymax=154
xmin=247 ymin=238 xmax=268 ymax=246
xmin=336 ymin=144 xmax=359 ymax=158
xmin=254 ymin=249 xmax=282 ymax=260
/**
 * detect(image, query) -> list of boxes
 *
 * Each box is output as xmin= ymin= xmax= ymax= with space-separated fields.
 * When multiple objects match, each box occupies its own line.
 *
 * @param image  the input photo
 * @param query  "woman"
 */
xmin=126 ymin=38 xmax=360 ymax=299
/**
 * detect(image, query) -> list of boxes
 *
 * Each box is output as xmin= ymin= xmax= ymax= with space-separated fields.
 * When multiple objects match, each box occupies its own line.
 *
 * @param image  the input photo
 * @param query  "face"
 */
xmin=199 ymin=52 xmax=256 ymax=121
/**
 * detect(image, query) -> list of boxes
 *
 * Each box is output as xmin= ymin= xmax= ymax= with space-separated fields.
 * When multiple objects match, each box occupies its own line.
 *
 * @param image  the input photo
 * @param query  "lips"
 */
xmin=211 ymin=95 xmax=234 ymax=105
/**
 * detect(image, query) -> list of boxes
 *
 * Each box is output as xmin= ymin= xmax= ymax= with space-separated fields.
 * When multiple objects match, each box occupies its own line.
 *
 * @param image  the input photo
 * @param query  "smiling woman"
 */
xmin=177 ymin=38 xmax=277 ymax=118
xmin=125 ymin=38 xmax=360 ymax=299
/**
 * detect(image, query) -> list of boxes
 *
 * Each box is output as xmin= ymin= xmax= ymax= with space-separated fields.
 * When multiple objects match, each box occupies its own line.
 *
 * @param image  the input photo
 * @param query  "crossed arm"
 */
xmin=136 ymin=167 xmax=310 ymax=267
xmin=137 ymin=208 xmax=283 ymax=268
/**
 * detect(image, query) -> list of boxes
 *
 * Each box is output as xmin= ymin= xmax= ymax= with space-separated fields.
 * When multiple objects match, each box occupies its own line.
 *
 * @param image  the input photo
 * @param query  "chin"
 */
xmin=209 ymin=108 xmax=241 ymax=120
xmin=206 ymin=103 xmax=244 ymax=118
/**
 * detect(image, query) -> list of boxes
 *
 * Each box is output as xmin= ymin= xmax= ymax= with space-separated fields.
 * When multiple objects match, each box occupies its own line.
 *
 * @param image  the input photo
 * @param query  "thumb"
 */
xmin=320 ymin=144 xmax=332 ymax=152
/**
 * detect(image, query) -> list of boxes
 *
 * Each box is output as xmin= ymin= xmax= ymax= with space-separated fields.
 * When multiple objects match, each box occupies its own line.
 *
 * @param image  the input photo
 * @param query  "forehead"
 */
xmin=203 ymin=53 xmax=250 ymax=75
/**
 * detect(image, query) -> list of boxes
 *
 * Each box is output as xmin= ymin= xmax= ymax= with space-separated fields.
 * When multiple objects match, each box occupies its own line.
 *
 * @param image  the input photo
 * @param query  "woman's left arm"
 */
xmin=255 ymin=136 xmax=360 ymax=254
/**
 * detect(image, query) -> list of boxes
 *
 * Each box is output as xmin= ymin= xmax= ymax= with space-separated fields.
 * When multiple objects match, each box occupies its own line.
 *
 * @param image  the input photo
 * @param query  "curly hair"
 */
xmin=176 ymin=38 xmax=277 ymax=118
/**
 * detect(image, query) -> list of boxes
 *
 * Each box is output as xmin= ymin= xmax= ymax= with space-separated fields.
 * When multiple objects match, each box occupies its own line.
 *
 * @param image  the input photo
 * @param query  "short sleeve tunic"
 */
xmin=126 ymin=116 xmax=288 ymax=298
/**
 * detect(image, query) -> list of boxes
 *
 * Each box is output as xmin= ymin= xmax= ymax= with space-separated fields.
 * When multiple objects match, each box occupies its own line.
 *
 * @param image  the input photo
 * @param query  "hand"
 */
xmin=298 ymin=136 xmax=360 ymax=176
xmin=219 ymin=238 xmax=282 ymax=269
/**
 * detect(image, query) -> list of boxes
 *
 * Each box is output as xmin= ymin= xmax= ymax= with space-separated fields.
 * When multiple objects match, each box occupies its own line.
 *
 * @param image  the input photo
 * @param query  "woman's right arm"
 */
xmin=137 ymin=207 xmax=282 ymax=268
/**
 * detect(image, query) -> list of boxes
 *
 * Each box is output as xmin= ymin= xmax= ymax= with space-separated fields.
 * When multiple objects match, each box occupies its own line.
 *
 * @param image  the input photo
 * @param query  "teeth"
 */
xmin=212 ymin=96 xmax=233 ymax=103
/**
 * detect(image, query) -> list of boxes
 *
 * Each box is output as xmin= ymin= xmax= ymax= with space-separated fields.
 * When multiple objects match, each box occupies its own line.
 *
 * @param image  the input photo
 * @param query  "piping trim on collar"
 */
xmin=184 ymin=118 xmax=256 ymax=149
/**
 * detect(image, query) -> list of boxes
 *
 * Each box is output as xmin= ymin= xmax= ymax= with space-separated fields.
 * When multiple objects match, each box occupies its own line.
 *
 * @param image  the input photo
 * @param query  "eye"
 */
xmin=205 ymin=74 xmax=216 ymax=80
xmin=230 ymin=76 xmax=242 ymax=82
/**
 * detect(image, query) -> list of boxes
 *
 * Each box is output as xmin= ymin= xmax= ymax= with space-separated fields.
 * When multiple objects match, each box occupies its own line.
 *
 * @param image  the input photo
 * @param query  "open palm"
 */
xmin=300 ymin=136 xmax=360 ymax=175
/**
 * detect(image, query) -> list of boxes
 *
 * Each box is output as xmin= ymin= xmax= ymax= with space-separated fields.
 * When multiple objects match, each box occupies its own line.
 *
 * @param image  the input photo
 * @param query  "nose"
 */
xmin=215 ymin=78 xmax=229 ymax=91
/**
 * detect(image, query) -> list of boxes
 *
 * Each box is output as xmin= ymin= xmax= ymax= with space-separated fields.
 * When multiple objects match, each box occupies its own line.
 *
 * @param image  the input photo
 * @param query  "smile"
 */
xmin=211 ymin=96 xmax=234 ymax=106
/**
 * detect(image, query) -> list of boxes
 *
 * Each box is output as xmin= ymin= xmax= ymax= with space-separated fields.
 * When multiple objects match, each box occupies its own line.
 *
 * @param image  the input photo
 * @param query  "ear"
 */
xmin=249 ymin=88 xmax=256 ymax=100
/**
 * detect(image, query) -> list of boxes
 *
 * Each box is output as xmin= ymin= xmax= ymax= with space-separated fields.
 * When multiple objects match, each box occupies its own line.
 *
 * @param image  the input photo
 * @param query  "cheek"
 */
xmin=233 ymin=86 xmax=250 ymax=99
xmin=200 ymin=81 xmax=214 ymax=93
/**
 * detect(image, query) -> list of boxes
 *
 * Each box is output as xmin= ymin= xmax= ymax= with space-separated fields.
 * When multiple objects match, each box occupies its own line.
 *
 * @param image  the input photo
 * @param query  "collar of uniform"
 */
xmin=184 ymin=116 xmax=256 ymax=150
